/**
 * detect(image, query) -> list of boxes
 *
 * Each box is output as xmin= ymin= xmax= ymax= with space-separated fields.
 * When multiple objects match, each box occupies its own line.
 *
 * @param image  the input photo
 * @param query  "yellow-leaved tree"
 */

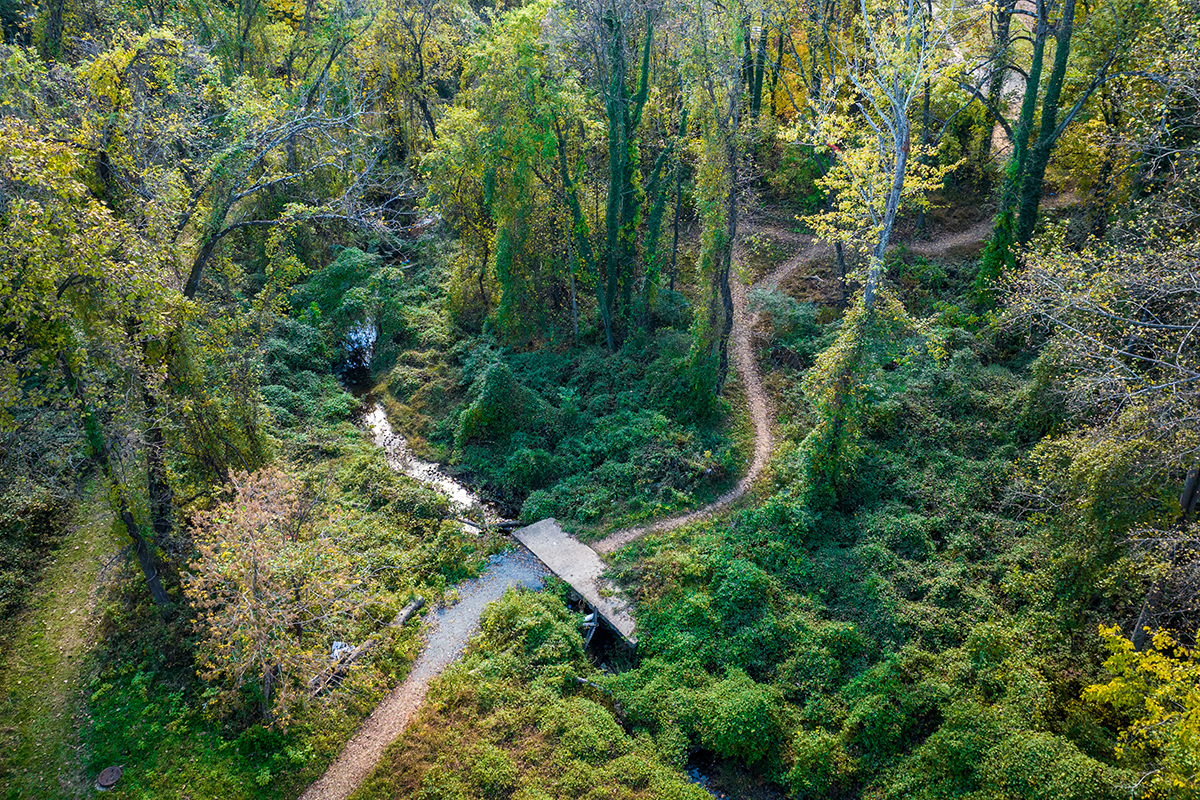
xmin=1086 ymin=625 xmax=1200 ymax=795
xmin=794 ymin=0 xmax=968 ymax=312
xmin=186 ymin=468 xmax=366 ymax=726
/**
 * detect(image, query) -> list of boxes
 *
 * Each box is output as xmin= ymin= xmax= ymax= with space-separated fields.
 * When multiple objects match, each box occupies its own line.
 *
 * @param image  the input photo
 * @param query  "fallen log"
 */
xmin=309 ymin=596 xmax=426 ymax=696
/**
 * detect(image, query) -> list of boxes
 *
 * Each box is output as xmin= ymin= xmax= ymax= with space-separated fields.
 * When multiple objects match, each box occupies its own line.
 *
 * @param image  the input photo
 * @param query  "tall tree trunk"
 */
xmin=670 ymin=89 xmax=686 ymax=293
xmin=977 ymin=0 xmax=1050 ymax=297
xmin=1090 ymin=96 xmax=1120 ymax=237
xmin=866 ymin=120 xmax=910 ymax=312
xmin=835 ymin=240 xmax=847 ymax=307
xmin=917 ymin=78 xmax=932 ymax=232
xmin=478 ymin=239 xmax=490 ymax=311
xmin=603 ymin=15 xmax=627 ymax=350
xmin=417 ymin=95 xmax=438 ymax=139
xmin=40 ymin=0 xmax=65 ymax=57
xmin=556 ymin=124 xmax=608 ymax=349
xmin=568 ymin=231 xmax=579 ymax=342
xmin=1015 ymin=0 xmax=1078 ymax=245
xmin=616 ymin=17 xmax=655 ymax=332
xmin=60 ymin=354 xmax=170 ymax=607
xmin=715 ymin=129 xmax=740 ymax=395
xmin=770 ymin=32 xmax=783 ymax=118
xmin=642 ymin=107 xmax=688 ymax=318
xmin=143 ymin=382 xmax=174 ymax=542
xmin=750 ymin=19 xmax=768 ymax=119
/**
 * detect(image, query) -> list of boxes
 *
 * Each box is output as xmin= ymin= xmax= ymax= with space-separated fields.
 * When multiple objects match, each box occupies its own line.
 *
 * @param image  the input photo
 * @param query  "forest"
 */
xmin=0 ymin=0 xmax=1198 ymax=794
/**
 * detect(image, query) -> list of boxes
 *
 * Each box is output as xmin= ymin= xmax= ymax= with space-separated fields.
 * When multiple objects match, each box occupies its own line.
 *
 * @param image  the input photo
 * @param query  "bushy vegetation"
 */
xmin=77 ymin=417 xmax=492 ymax=798
xmin=353 ymin=590 xmax=710 ymax=800
xmin=600 ymin=322 xmax=1140 ymax=797
xmin=1 ymin=0 xmax=1197 ymax=792
xmin=0 ymin=480 xmax=69 ymax=620
xmin=380 ymin=289 xmax=741 ymax=529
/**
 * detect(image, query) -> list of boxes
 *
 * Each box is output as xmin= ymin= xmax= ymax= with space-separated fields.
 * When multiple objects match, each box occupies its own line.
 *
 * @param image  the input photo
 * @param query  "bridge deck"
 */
xmin=512 ymin=518 xmax=637 ymax=645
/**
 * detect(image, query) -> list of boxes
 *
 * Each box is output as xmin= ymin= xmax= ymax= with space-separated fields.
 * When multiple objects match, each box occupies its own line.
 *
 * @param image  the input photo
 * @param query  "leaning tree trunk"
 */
xmin=60 ymin=354 xmax=171 ymax=607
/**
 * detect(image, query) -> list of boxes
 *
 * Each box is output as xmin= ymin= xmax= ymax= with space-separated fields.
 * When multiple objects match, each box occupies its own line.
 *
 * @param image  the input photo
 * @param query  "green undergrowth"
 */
xmin=352 ymin=589 xmax=709 ymax=800
xmin=78 ymin=441 xmax=493 ymax=799
xmin=0 ymin=482 xmax=115 ymax=799
xmin=594 ymin=323 xmax=1137 ymax=798
xmin=71 ymin=300 xmax=497 ymax=799
xmin=382 ymin=328 xmax=740 ymax=530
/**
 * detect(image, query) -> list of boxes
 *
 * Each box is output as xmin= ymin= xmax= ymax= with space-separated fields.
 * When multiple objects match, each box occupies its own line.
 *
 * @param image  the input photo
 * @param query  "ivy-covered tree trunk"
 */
xmin=750 ymin=20 xmax=769 ymax=119
xmin=642 ymin=107 xmax=688 ymax=317
xmin=1015 ymin=0 xmax=1077 ymax=245
xmin=715 ymin=115 xmax=740 ymax=395
xmin=977 ymin=0 xmax=1050 ymax=298
xmin=602 ymin=15 xmax=628 ymax=350
xmin=602 ymin=14 xmax=654 ymax=342
xmin=866 ymin=120 xmax=910 ymax=312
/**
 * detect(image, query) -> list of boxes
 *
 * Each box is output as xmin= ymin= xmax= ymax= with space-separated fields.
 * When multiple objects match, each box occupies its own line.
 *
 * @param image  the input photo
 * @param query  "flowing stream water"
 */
xmin=362 ymin=403 xmax=480 ymax=512
xmin=300 ymin=403 xmax=543 ymax=800
xmin=353 ymin=400 xmax=730 ymax=799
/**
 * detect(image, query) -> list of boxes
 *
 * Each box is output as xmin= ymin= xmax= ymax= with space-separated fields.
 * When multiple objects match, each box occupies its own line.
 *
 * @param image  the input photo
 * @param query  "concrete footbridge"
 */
xmin=511 ymin=518 xmax=637 ymax=646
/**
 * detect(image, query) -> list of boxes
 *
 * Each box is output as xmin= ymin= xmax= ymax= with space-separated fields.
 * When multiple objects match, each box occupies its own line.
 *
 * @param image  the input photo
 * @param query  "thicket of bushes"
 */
xmin=595 ymin=315 xmax=1141 ymax=797
xmin=68 ymin=251 xmax=501 ymax=799
xmin=353 ymin=590 xmax=710 ymax=800
xmin=379 ymin=270 xmax=741 ymax=530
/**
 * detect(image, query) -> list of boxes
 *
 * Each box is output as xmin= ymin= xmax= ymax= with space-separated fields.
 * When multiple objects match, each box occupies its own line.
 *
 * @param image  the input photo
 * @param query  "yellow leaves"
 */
xmin=1086 ymin=625 xmax=1200 ymax=792
xmin=184 ymin=466 xmax=377 ymax=726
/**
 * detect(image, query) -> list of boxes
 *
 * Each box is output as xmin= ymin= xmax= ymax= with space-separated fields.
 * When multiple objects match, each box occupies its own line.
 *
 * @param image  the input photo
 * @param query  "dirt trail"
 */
xmin=299 ymin=549 xmax=547 ymax=800
xmin=595 ymin=208 xmax=999 ymax=553
xmin=300 ymin=207 xmax=999 ymax=800
xmin=594 ymin=221 xmax=826 ymax=554
xmin=905 ymin=217 xmax=994 ymax=256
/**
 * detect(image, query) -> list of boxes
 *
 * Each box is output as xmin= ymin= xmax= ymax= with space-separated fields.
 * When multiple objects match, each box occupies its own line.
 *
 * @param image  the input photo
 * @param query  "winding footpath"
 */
xmin=297 ymin=550 xmax=547 ymax=800
xmin=299 ymin=212 xmax=985 ymax=800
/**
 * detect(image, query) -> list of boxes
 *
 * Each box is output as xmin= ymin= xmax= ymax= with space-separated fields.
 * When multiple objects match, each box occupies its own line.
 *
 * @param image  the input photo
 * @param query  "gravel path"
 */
xmin=298 ymin=549 xmax=547 ymax=800
xmin=300 ymin=206 xmax=998 ymax=800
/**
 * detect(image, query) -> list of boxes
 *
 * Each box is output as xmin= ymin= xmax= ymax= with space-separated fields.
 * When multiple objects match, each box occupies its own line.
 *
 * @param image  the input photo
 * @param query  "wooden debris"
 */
xmin=309 ymin=596 xmax=426 ymax=696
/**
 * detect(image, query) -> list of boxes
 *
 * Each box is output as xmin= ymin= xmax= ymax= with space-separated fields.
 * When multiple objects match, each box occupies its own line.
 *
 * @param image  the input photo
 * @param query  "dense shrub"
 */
xmin=354 ymin=591 xmax=709 ymax=800
xmin=0 ymin=481 xmax=68 ymax=620
xmin=385 ymin=332 xmax=736 ymax=528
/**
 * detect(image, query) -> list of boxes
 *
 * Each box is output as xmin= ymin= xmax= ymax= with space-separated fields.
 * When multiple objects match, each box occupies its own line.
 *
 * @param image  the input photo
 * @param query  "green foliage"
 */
xmin=699 ymin=669 xmax=783 ymax=765
xmin=1086 ymin=626 xmax=1200 ymax=796
xmin=761 ymin=142 xmax=826 ymax=213
xmin=786 ymin=728 xmax=855 ymax=798
xmin=0 ymin=481 xmax=68 ymax=619
xmin=387 ymin=330 xmax=734 ymax=527
xmin=456 ymin=361 xmax=552 ymax=449
xmin=792 ymin=293 xmax=920 ymax=509
xmin=353 ymin=591 xmax=708 ymax=800
xmin=603 ymin=317 xmax=1136 ymax=795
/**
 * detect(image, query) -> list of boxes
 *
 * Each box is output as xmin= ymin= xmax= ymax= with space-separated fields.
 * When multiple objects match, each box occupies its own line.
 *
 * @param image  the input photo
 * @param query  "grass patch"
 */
xmin=351 ymin=589 xmax=709 ymax=800
xmin=0 ymin=482 xmax=118 ymax=799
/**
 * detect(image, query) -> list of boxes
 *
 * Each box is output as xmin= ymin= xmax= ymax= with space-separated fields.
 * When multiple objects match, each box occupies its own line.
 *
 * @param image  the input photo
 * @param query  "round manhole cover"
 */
xmin=96 ymin=766 xmax=122 ymax=790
